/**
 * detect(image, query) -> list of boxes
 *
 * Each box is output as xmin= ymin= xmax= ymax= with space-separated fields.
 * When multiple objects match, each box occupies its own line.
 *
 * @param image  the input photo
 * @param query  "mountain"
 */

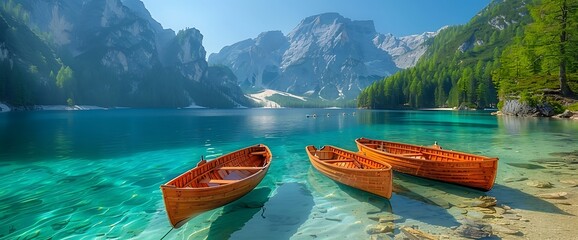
xmin=0 ymin=0 xmax=253 ymax=108
xmin=208 ymin=31 xmax=289 ymax=90
xmin=358 ymin=0 xmax=533 ymax=109
xmin=210 ymin=13 xmax=435 ymax=101
xmin=373 ymin=30 xmax=441 ymax=69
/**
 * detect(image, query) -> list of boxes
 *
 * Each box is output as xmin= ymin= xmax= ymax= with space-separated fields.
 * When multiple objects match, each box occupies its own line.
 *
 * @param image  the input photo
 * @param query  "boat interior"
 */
xmin=310 ymin=146 xmax=385 ymax=169
xmin=197 ymin=150 xmax=268 ymax=187
xmin=166 ymin=147 xmax=270 ymax=189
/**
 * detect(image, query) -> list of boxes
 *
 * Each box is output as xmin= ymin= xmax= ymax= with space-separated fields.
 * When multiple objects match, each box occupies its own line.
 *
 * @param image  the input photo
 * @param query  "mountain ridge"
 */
xmin=209 ymin=12 xmax=438 ymax=102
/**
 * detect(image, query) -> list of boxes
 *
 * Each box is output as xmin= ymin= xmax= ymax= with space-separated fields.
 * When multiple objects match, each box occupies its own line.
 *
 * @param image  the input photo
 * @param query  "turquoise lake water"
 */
xmin=1 ymin=108 xmax=577 ymax=239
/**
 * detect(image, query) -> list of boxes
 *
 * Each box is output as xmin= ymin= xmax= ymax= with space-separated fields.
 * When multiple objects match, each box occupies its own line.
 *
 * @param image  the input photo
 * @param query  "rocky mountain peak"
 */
xmin=255 ymin=31 xmax=288 ymax=51
xmin=210 ymin=12 xmax=429 ymax=101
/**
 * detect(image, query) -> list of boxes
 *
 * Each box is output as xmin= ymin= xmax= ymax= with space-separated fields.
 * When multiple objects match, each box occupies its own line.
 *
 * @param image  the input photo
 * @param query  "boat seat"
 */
xmin=203 ymin=179 xmax=237 ymax=185
xmin=250 ymin=151 xmax=267 ymax=155
xmin=219 ymin=166 xmax=264 ymax=170
xmin=323 ymin=159 xmax=354 ymax=163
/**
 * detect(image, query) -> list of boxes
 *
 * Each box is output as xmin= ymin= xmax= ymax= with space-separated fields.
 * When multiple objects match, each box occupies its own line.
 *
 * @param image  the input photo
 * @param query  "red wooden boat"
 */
xmin=160 ymin=144 xmax=272 ymax=228
xmin=306 ymin=145 xmax=393 ymax=199
xmin=356 ymin=137 xmax=498 ymax=191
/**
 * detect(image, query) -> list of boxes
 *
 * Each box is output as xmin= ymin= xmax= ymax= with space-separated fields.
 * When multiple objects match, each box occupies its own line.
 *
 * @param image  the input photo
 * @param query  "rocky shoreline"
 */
xmin=491 ymin=99 xmax=578 ymax=120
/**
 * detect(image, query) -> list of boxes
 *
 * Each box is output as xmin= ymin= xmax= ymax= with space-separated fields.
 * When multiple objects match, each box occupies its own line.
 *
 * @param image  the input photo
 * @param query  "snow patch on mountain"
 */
xmin=248 ymin=89 xmax=306 ymax=108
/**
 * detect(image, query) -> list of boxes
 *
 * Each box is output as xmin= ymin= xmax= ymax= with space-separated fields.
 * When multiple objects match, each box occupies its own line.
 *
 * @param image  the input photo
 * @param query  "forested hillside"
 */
xmin=0 ymin=0 xmax=255 ymax=109
xmin=0 ymin=3 xmax=62 ymax=106
xmin=358 ymin=0 xmax=577 ymax=110
xmin=494 ymin=0 xmax=578 ymax=99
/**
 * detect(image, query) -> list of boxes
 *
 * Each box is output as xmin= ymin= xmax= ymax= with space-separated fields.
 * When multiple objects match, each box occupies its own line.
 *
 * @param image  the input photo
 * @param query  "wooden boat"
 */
xmin=355 ymin=137 xmax=498 ymax=191
xmin=160 ymin=144 xmax=272 ymax=228
xmin=305 ymin=145 xmax=393 ymax=199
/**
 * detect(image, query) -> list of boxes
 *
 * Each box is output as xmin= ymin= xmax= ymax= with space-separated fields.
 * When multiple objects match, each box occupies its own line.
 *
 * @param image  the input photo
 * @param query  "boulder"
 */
xmin=500 ymin=99 xmax=556 ymax=117
xmin=555 ymin=110 xmax=575 ymax=118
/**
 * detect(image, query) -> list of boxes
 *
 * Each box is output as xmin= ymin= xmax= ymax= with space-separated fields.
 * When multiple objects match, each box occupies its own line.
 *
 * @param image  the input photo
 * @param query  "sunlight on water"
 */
xmin=0 ymin=109 xmax=577 ymax=239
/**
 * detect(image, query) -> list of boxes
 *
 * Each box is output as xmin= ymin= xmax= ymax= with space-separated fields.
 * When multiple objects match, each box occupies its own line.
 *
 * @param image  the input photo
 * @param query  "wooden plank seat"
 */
xmin=218 ymin=166 xmax=264 ymax=170
xmin=201 ymin=179 xmax=237 ymax=185
xmin=322 ymin=159 xmax=354 ymax=163
xmin=250 ymin=151 xmax=267 ymax=155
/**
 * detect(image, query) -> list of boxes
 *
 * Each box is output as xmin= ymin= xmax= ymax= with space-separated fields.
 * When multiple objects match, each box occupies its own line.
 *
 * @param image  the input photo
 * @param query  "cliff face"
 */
xmin=1 ymin=0 xmax=252 ymax=108
xmin=373 ymin=30 xmax=440 ymax=69
xmin=208 ymin=31 xmax=289 ymax=89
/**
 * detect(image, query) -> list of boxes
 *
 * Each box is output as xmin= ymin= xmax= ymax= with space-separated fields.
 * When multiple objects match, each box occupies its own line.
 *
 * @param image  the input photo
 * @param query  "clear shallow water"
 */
xmin=0 ymin=108 xmax=576 ymax=239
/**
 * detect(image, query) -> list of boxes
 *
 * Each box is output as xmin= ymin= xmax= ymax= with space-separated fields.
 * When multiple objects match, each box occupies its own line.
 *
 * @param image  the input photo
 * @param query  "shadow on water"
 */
xmin=228 ymin=182 xmax=314 ymax=240
xmin=336 ymin=183 xmax=393 ymax=213
xmin=393 ymin=173 xmax=483 ymax=202
xmin=307 ymin=166 xmax=393 ymax=215
xmin=393 ymin=173 xmax=572 ymax=216
xmin=391 ymin=174 xmax=461 ymax=227
xmin=206 ymin=187 xmax=272 ymax=240
xmin=490 ymin=184 xmax=572 ymax=216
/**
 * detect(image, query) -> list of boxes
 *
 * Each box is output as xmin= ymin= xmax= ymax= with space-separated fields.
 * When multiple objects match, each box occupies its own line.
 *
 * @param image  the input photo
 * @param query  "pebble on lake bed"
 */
xmin=538 ymin=192 xmax=568 ymax=199
xmin=526 ymin=180 xmax=553 ymax=188
xmin=559 ymin=179 xmax=578 ymax=187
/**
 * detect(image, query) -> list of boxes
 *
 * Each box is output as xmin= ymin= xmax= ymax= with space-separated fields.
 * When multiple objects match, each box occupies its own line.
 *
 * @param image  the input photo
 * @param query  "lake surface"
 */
xmin=1 ymin=108 xmax=576 ymax=239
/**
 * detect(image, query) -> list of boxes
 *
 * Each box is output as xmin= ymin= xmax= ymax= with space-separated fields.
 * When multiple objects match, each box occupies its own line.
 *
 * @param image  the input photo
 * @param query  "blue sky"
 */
xmin=139 ymin=0 xmax=491 ymax=55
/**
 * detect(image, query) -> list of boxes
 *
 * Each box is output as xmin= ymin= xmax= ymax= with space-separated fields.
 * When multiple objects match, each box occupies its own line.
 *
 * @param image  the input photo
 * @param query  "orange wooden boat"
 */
xmin=160 ymin=144 xmax=272 ymax=228
xmin=355 ymin=137 xmax=498 ymax=191
xmin=305 ymin=145 xmax=393 ymax=199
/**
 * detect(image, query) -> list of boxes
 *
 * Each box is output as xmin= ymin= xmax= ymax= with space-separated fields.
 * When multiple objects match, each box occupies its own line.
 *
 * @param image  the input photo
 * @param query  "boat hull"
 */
xmin=356 ymin=138 xmax=498 ymax=191
xmin=306 ymin=145 xmax=392 ymax=199
xmin=161 ymin=145 xmax=271 ymax=228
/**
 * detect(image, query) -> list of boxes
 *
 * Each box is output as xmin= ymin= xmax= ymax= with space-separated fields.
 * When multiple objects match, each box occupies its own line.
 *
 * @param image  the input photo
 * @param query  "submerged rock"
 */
xmin=463 ymin=196 xmax=497 ymax=208
xmin=400 ymin=226 xmax=437 ymax=240
xmin=526 ymin=180 xmax=553 ymax=188
xmin=454 ymin=220 xmax=492 ymax=239
xmin=491 ymin=224 xmax=522 ymax=236
xmin=559 ymin=179 xmax=578 ymax=187
xmin=366 ymin=222 xmax=394 ymax=234
xmin=537 ymin=192 xmax=568 ymax=199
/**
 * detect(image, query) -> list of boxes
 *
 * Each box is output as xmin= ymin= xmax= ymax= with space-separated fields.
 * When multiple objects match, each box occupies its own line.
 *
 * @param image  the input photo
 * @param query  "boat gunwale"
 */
xmin=161 ymin=144 xmax=272 ymax=190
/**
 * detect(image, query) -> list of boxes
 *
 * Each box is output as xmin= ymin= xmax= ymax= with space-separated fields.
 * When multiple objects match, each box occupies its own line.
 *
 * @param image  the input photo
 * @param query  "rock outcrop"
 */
xmin=500 ymin=99 xmax=555 ymax=117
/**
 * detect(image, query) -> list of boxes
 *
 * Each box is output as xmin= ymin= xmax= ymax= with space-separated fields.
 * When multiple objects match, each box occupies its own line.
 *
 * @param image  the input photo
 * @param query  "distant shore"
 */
xmin=417 ymin=107 xmax=455 ymax=111
xmin=0 ymin=102 xmax=211 ymax=112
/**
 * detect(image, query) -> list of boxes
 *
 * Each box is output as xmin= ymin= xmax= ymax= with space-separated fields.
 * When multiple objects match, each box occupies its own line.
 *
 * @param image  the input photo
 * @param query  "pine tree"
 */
xmin=527 ymin=0 xmax=577 ymax=96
